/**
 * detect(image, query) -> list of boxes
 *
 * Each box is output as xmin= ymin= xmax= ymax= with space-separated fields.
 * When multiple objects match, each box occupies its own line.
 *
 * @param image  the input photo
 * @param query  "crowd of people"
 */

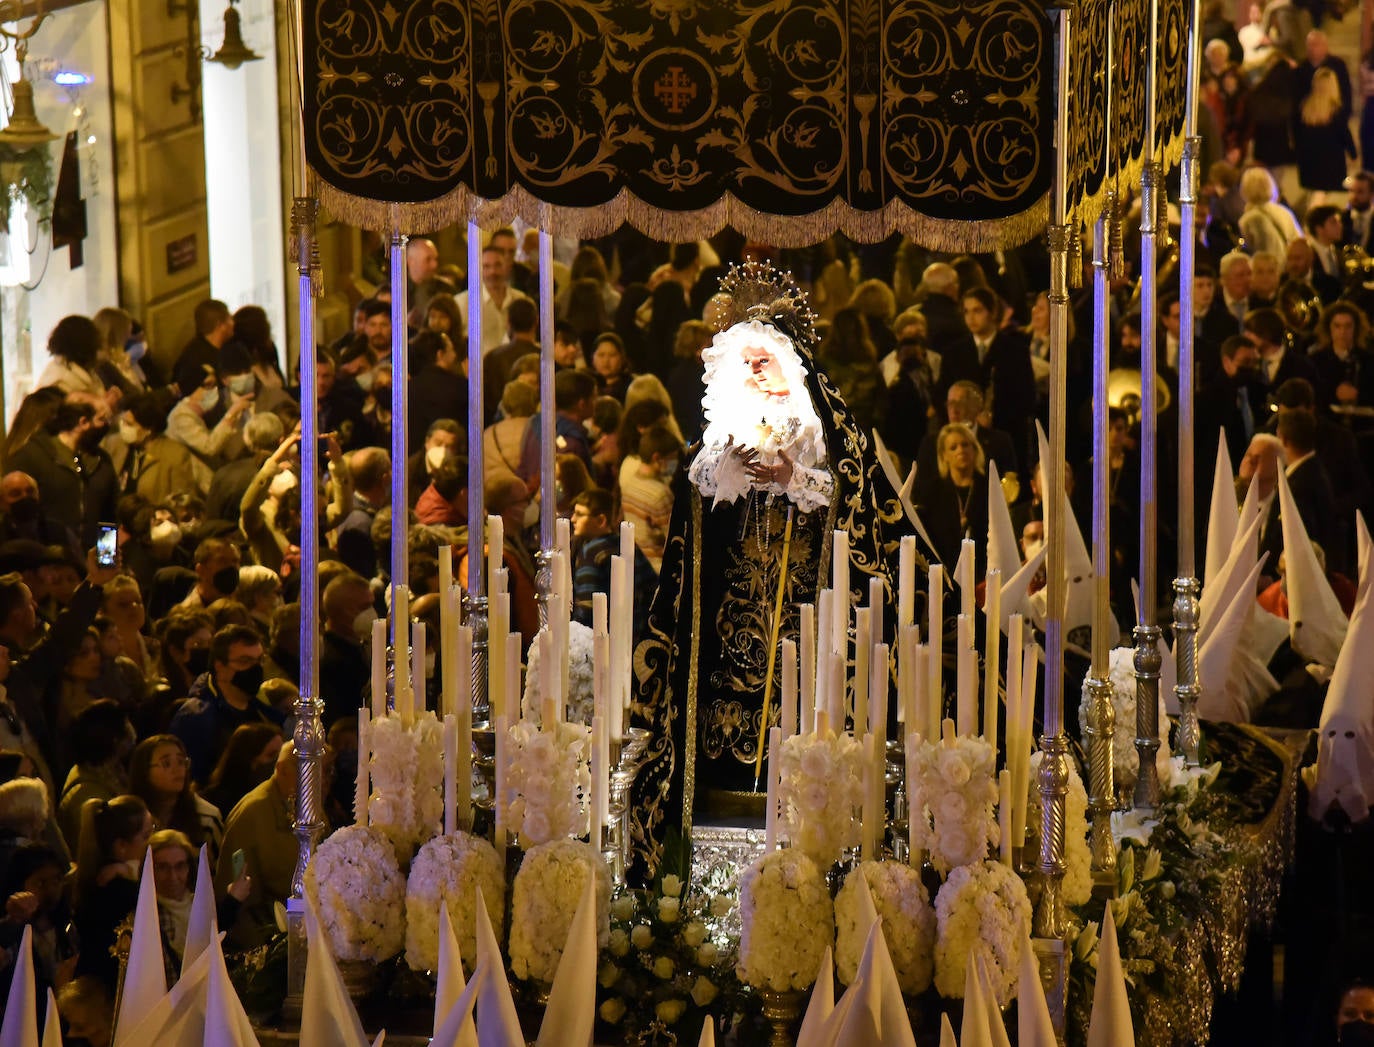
xmin=0 ymin=8 xmax=1370 ymax=1045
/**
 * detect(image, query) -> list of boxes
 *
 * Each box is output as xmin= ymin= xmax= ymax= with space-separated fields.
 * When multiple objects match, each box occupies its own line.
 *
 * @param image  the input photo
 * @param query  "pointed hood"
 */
xmin=0 ymin=925 xmax=38 ymax=1047
xmin=1086 ymin=906 xmax=1134 ymax=1047
xmin=1277 ymin=466 xmax=1347 ymax=666
xmin=301 ymin=894 xmax=374 ymax=1047
xmin=474 ymin=886 xmax=524 ymax=1047
xmin=1204 ymin=437 xmax=1239 ymax=587
xmin=40 ymin=991 xmax=61 ymax=1047
xmin=1000 ymin=545 xmax=1047 ymax=630
xmin=432 ymin=963 xmax=486 ymax=1047
xmin=434 ymin=904 xmax=477 ymax=1045
xmin=1017 ymin=938 xmax=1058 ymax=1047
xmin=959 ymin=953 xmax=995 ymax=1047
xmin=1197 ymin=554 xmax=1270 ymax=722
xmin=536 ymin=871 xmax=598 ymax=1047
xmin=1198 ymin=507 xmax=1263 ymax=650
xmin=796 ymin=947 xmax=836 ymax=1047
xmin=202 ymin=933 xmax=260 ymax=1047
xmin=976 ymin=955 xmax=1012 ymax=1047
xmin=986 ymin=460 xmax=1022 ymax=584
xmin=114 ymin=850 xmax=168 ymax=1047
xmin=182 ymin=845 xmax=218 ymax=979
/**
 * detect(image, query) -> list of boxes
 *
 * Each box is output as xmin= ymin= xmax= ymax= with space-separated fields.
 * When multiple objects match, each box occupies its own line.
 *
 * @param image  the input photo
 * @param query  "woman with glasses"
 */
xmin=128 ymin=735 xmax=223 ymax=861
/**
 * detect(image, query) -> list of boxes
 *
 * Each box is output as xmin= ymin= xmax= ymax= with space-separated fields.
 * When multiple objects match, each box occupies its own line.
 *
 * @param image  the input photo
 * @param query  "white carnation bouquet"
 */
xmin=776 ymin=729 xmax=863 ymax=868
xmin=306 ymin=825 xmax=406 ymax=962
xmin=523 ymin=621 xmax=596 ymax=725
xmin=933 ymin=860 xmax=1032 ymax=1006
xmin=502 ymin=718 xmax=591 ymax=849
xmin=1026 ymin=750 xmax=1093 ymax=907
xmin=508 ymin=839 xmax=611 ymax=984
xmin=736 ymin=849 xmax=834 ymax=992
xmin=1079 ymin=647 xmax=1173 ymax=795
xmin=369 ymin=712 xmax=445 ymax=863
xmin=834 ymin=860 xmax=935 ymax=995
xmin=404 ymin=831 xmax=506 ymax=973
xmin=907 ymin=735 xmax=999 ymax=875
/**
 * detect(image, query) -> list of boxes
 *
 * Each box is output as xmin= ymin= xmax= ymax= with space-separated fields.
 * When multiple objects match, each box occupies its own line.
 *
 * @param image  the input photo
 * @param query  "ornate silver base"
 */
xmin=1033 ymin=936 xmax=1068 ymax=1043
xmin=1034 ymin=731 xmax=1070 ymax=941
xmin=1133 ymin=623 xmax=1163 ymax=813
xmin=1082 ymin=674 xmax=1117 ymax=891
xmin=1172 ymin=575 xmax=1201 ymax=766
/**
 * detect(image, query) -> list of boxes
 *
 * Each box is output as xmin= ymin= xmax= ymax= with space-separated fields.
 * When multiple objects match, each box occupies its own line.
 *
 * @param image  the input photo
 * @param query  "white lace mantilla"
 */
xmin=688 ymin=320 xmax=834 ymax=514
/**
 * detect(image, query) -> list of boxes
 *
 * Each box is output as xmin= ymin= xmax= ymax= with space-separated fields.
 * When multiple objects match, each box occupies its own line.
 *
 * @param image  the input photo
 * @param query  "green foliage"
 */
xmin=0 ymin=143 xmax=53 ymax=228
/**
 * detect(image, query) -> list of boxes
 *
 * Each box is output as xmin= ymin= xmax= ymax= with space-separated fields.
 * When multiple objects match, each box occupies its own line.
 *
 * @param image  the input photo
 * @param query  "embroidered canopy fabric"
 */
xmin=303 ymin=0 xmax=1055 ymax=248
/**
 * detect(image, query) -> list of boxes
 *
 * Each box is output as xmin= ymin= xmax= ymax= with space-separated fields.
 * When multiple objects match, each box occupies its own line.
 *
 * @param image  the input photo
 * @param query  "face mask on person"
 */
xmin=212 ymin=566 xmax=241 ymax=596
xmin=119 ymin=420 xmax=145 ymax=447
xmin=229 ymin=663 xmax=265 ymax=696
xmin=1024 ymin=538 xmax=1044 ymax=561
xmin=125 ymin=338 xmax=147 ymax=363
xmin=228 ymin=374 xmax=255 ymax=396
xmin=269 ymin=470 xmax=298 ymax=498
xmin=150 ymin=518 xmax=182 ymax=551
xmin=660 ymin=457 xmax=680 ymax=480
xmin=185 ymin=647 xmax=211 ymax=677
xmin=426 ymin=445 xmax=448 ymax=471
xmin=355 ymin=370 xmax=374 ymax=392
xmin=199 ymin=387 xmax=221 ymax=412
xmin=353 ymin=606 xmax=378 ymax=641
xmin=8 ymin=498 xmax=39 ymax=524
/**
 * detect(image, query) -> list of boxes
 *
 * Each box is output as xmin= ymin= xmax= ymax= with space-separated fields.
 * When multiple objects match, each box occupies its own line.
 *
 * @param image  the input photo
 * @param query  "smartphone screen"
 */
xmin=96 ymin=523 xmax=118 ymax=567
xmin=231 ymin=848 xmax=245 ymax=880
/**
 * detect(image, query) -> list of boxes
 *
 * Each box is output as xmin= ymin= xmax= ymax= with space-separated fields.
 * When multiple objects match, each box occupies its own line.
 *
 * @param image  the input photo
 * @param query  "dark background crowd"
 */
xmin=0 ymin=5 xmax=1371 ymax=1045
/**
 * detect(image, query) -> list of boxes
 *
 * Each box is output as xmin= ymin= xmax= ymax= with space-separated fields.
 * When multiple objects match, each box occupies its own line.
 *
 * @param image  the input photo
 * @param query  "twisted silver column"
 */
xmin=1173 ymin=0 xmax=1204 ymax=766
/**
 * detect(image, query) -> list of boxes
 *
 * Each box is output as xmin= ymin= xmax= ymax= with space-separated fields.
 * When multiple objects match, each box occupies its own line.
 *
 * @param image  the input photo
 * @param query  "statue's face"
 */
xmin=742 ymin=344 xmax=789 ymax=397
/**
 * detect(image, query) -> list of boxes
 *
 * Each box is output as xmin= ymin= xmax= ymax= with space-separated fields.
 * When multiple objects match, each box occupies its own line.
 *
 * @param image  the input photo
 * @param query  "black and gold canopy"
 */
xmin=301 ymin=0 xmax=1188 ymax=249
xmin=303 ymin=0 xmax=1056 ymax=248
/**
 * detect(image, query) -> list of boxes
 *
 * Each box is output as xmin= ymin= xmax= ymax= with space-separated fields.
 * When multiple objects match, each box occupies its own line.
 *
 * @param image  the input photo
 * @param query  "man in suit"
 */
xmin=1343 ymin=172 xmax=1374 ymax=254
xmin=1269 ymin=378 xmax=1368 ymax=575
xmin=1244 ymin=307 xmax=1317 ymax=398
xmin=1194 ymin=263 xmax=1241 ymax=380
xmin=1218 ymin=251 xmax=1254 ymax=328
xmin=938 ymin=287 xmax=1036 ymax=462
xmin=1309 ymin=301 xmax=1374 ymax=414
xmin=1294 ymin=31 xmax=1352 ymax=121
xmin=913 ymin=262 xmax=966 ymax=357
xmin=1198 ymin=334 xmax=1267 ymax=477
xmin=1285 ymin=238 xmax=1340 ymax=307
xmin=1305 ymin=205 xmax=1346 ymax=304
xmin=1276 ymin=407 xmax=1340 ymax=572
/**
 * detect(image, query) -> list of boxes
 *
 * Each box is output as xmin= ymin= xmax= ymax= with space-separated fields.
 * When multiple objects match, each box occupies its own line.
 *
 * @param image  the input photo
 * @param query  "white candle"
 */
xmin=542 ymin=696 xmax=557 ymax=735
xmin=998 ymin=769 xmax=1013 ymax=866
xmin=1007 ymin=614 xmax=1024 ymax=769
xmin=439 ymin=543 xmax=453 ymax=597
xmin=928 ymin=564 xmax=943 ymax=738
xmin=355 ymin=709 xmax=369 ymax=826
xmin=411 ymin=621 xmax=426 ymax=720
xmin=556 ymin=517 xmax=572 ymax=564
xmin=608 ymin=557 xmax=627 ymax=739
xmin=868 ymin=575 xmax=884 ymax=650
xmin=799 ymin=604 xmax=815 ymax=736
xmin=898 ymin=536 xmax=915 ymax=628
xmin=871 ymin=642 xmax=889 ymax=755
xmin=854 ymin=608 xmax=871 ymax=736
xmin=861 ymin=733 xmax=876 ymax=861
xmin=956 ymin=614 xmax=976 ymax=738
xmin=494 ymin=714 xmax=508 ymax=865
xmin=457 ymin=624 xmax=473 ymax=831
xmin=443 ymin=714 xmax=457 ymax=836
xmin=371 ymin=617 xmax=387 ymax=719
xmin=620 ymin=520 xmax=635 ymax=568
xmin=905 ymin=732 xmax=920 ymax=865
xmin=984 ymin=570 xmax=1002 ymax=744
xmin=489 ymin=593 xmax=508 ymax=724
xmin=507 ymin=636 xmax=522 ymax=740
xmin=1013 ymin=643 xmax=1039 ymax=850
xmin=815 ymin=591 xmax=832 ymax=726
xmin=958 ymin=538 xmax=976 ymax=620
xmin=440 ymin=589 xmax=457 ymax=718
xmin=590 ymin=714 xmax=605 ymax=849
xmin=897 ymin=626 xmax=912 ymax=726
xmin=394 ymin=586 xmax=411 ymax=721
xmin=552 ymin=588 xmax=569 ymax=722
xmin=831 ymin=531 xmax=849 ymax=655
xmin=780 ymin=638 xmax=798 ymax=739
xmin=535 ymin=630 xmax=553 ymax=722
xmin=829 ymin=646 xmax=845 ymax=730
xmin=764 ymin=726 xmax=782 ymax=852
xmin=487 ymin=514 xmax=504 ymax=596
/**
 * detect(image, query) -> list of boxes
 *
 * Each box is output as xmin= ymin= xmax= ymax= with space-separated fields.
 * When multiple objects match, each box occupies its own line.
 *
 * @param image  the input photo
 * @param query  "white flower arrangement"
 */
xmin=834 ymin=861 xmax=935 ymax=996
xmin=933 ymin=860 xmax=1031 ymax=1007
xmin=1027 ymin=751 xmax=1092 ymax=907
xmin=523 ymin=621 xmax=597 ymax=725
xmin=502 ymin=717 xmax=592 ymax=849
xmin=508 ymin=839 xmax=611 ymax=984
xmin=736 ymin=849 xmax=835 ymax=992
xmin=368 ymin=712 xmax=445 ymax=863
xmin=305 ymin=825 xmax=406 ymax=962
xmin=404 ymin=831 xmax=506 ymax=974
xmin=1079 ymin=647 xmax=1173 ymax=794
xmin=907 ymin=735 xmax=999 ymax=875
xmin=776 ymin=729 xmax=863 ymax=868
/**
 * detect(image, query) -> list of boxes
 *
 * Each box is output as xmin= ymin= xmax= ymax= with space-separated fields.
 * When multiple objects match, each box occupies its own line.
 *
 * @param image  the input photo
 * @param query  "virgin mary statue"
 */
xmin=629 ymin=262 xmax=927 ymax=881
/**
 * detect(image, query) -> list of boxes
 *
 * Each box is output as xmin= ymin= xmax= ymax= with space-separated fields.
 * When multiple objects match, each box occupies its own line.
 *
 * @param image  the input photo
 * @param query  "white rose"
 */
xmin=691 ymin=975 xmax=719 ymax=1007
xmin=682 ymin=921 xmax=707 ymax=948
xmin=937 ymin=749 xmax=971 ymax=786
xmin=800 ymin=745 xmax=833 ymax=778
xmin=599 ymin=998 xmax=626 ymax=1024
xmin=660 ymin=874 xmax=683 ymax=898
xmin=610 ymin=894 xmax=635 ymax=921
xmin=710 ymin=896 xmax=733 ymax=919
xmin=598 ymin=961 xmax=620 ymax=988
xmin=658 ymin=897 xmax=681 ymax=923
xmin=609 ymin=929 xmax=630 ymax=957
xmin=655 ymin=1000 xmax=686 ymax=1024
xmin=937 ymin=790 xmax=968 ymax=822
xmin=698 ymin=942 xmax=719 ymax=966
xmin=631 ymin=924 xmax=654 ymax=949
xmin=522 ymin=809 xmax=552 ymax=846
xmin=653 ymin=956 xmax=675 ymax=980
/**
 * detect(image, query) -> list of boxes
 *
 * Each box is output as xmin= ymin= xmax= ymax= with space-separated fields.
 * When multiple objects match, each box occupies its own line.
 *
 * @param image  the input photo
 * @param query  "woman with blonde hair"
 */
xmin=918 ymin=423 xmax=990 ymax=571
xmin=92 ymin=307 xmax=147 ymax=399
xmin=1296 ymin=67 xmax=1357 ymax=201
xmin=624 ymin=373 xmax=685 ymax=446
xmin=1237 ymin=166 xmax=1302 ymax=257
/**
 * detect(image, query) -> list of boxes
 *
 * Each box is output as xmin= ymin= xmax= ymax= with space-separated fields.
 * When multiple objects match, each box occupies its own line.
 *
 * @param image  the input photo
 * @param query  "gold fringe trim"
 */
xmin=1074 ymin=126 xmax=1187 ymax=233
xmin=317 ymin=178 xmax=1051 ymax=251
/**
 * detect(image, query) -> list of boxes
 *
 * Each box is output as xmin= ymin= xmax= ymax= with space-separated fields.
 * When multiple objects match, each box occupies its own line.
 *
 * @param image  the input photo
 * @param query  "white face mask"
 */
xmin=1023 ymin=538 xmax=1044 ymax=562
xmin=426 ymin=445 xmax=449 ymax=471
xmin=355 ymin=370 xmax=374 ymax=392
xmin=228 ymin=374 xmax=255 ymax=396
xmin=352 ymin=606 xmax=378 ymax=641
xmin=268 ymin=470 xmax=298 ymax=498
xmin=150 ymin=519 xmax=182 ymax=551
xmin=118 ymin=420 xmax=144 ymax=446
xmin=199 ymin=387 xmax=221 ymax=411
